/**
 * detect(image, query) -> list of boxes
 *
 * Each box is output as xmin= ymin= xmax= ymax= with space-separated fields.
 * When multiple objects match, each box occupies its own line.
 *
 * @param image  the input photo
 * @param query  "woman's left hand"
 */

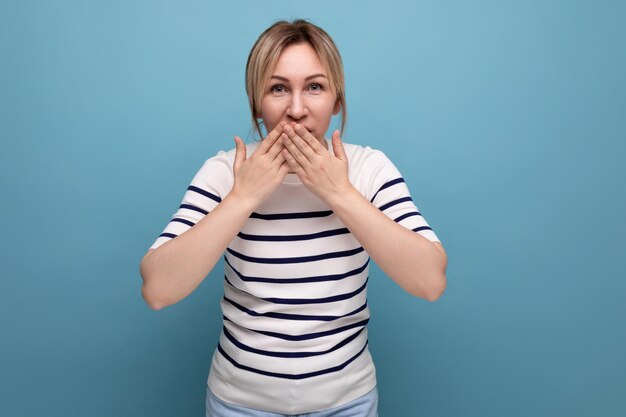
xmin=282 ymin=124 xmax=354 ymax=205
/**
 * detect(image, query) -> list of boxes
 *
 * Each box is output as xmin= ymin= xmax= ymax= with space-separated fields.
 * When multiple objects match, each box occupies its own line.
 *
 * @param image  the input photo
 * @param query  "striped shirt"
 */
xmin=149 ymin=138 xmax=440 ymax=414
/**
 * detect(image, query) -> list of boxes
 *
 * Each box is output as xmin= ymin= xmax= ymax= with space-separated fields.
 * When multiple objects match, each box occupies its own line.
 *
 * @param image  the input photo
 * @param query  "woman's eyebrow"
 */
xmin=270 ymin=73 xmax=327 ymax=82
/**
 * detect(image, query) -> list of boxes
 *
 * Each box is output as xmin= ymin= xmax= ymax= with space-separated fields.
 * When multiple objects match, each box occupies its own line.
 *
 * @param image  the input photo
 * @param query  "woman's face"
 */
xmin=258 ymin=42 xmax=340 ymax=145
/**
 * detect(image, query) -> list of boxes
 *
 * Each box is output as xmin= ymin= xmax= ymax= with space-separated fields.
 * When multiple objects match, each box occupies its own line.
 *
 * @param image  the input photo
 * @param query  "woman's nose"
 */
xmin=286 ymin=92 xmax=306 ymax=120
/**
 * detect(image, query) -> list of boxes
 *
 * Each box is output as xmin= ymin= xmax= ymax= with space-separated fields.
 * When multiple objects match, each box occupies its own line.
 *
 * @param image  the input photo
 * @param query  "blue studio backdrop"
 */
xmin=1 ymin=1 xmax=625 ymax=416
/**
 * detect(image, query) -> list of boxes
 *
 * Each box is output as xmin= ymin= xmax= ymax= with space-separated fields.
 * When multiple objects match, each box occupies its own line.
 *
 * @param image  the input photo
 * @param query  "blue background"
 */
xmin=1 ymin=1 xmax=624 ymax=416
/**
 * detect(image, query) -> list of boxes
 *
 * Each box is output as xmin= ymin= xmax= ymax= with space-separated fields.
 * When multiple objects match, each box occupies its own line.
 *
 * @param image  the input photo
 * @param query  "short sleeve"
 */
xmin=148 ymin=150 xmax=234 ymax=250
xmin=364 ymin=150 xmax=441 ymax=243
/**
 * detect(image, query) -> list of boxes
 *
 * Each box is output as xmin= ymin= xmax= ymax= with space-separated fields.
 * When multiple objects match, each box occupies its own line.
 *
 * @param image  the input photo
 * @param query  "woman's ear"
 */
xmin=332 ymin=100 xmax=341 ymax=115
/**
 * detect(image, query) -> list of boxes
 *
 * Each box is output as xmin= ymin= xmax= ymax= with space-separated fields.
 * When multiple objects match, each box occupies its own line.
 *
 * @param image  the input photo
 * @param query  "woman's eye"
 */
xmin=269 ymin=83 xmax=323 ymax=94
xmin=270 ymin=84 xmax=286 ymax=93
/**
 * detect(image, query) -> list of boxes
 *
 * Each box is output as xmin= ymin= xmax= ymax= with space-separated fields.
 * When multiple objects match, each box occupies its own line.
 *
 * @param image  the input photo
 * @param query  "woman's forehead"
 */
xmin=272 ymin=43 xmax=326 ymax=77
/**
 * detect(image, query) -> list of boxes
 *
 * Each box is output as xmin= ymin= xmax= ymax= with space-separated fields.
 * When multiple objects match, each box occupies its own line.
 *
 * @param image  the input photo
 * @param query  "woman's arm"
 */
xmin=140 ymin=192 xmax=258 ymax=310
xmin=140 ymin=123 xmax=289 ymax=310
xmin=281 ymin=123 xmax=447 ymax=301
xmin=324 ymin=187 xmax=447 ymax=301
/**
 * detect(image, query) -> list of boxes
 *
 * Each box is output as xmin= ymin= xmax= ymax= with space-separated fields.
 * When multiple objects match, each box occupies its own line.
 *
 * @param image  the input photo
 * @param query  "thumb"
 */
xmin=331 ymin=130 xmax=346 ymax=161
xmin=233 ymin=136 xmax=246 ymax=171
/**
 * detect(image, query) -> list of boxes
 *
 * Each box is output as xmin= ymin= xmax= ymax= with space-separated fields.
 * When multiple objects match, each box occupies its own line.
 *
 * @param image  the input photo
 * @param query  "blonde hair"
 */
xmin=245 ymin=19 xmax=347 ymax=139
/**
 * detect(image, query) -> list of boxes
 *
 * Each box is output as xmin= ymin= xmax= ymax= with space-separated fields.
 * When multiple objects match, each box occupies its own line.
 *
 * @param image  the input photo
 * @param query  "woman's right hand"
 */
xmin=230 ymin=121 xmax=290 ymax=208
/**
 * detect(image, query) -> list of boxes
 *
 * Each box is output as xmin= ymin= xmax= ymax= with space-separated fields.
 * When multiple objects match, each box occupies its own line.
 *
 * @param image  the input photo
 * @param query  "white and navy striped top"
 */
xmin=149 ymin=138 xmax=440 ymax=414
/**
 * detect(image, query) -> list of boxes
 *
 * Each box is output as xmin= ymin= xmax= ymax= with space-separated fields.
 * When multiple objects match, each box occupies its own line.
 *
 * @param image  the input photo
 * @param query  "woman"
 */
xmin=140 ymin=19 xmax=447 ymax=417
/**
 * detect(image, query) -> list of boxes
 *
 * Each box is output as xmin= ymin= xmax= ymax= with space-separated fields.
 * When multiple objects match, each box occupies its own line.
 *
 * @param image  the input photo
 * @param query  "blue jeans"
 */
xmin=205 ymin=385 xmax=378 ymax=417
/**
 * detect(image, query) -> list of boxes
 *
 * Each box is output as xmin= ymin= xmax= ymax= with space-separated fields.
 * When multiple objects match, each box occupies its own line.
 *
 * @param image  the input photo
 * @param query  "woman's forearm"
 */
xmin=139 ymin=192 xmax=257 ymax=310
xmin=140 ymin=128 xmax=289 ymax=310
xmin=327 ymin=186 xmax=447 ymax=301
xmin=279 ymin=126 xmax=446 ymax=300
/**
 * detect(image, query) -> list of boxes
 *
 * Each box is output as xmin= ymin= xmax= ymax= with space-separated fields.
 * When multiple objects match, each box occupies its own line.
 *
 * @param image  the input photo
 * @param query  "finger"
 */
xmin=271 ymin=145 xmax=287 ymax=168
xmin=233 ymin=136 xmax=246 ymax=171
xmin=293 ymin=124 xmax=325 ymax=154
xmin=282 ymin=134 xmax=310 ymax=170
xmin=331 ymin=130 xmax=347 ymax=161
xmin=282 ymin=147 xmax=305 ymax=176
xmin=284 ymin=124 xmax=316 ymax=161
xmin=257 ymin=121 xmax=287 ymax=155
xmin=266 ymin=133 xmax=287 ymax=160
xmin=277 ymin=159 xmax=291 ymax=178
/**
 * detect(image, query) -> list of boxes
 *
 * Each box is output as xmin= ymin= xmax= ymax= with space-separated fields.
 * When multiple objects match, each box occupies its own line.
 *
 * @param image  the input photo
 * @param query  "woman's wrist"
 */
xmin=224 ymin=188 xmax=260 ymax=216
xmin=323 ymin=183 xmax=361 ymax=211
